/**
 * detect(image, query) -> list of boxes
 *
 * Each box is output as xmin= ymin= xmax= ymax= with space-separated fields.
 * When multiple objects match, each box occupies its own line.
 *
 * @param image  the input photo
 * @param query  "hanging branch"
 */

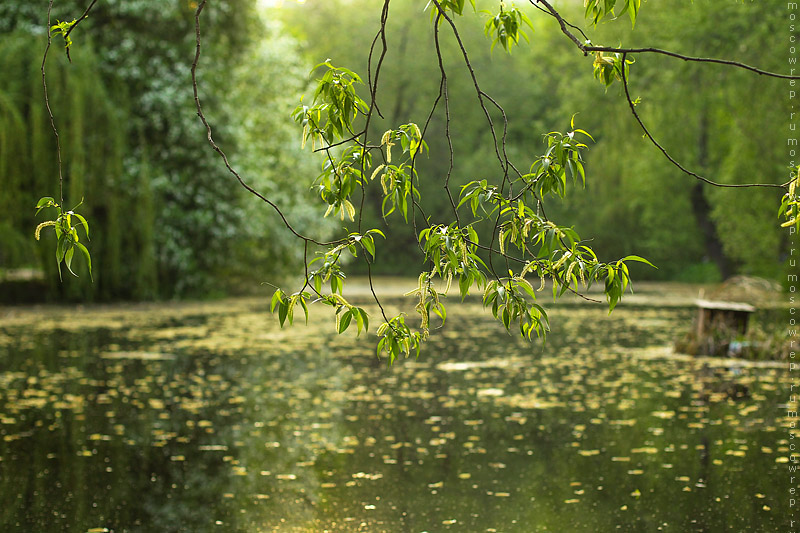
xmin=35 ymin=0 xmax=792 ymax=361
xmin=35 ymin=0 xmax=99 ymax=281
xmin=41 ymin=1 xmax=64 ymax=207
xmin=618 ymin=52 xmax=787 ymax=190
xmin=532 ymin=0 xmax=795 ymax=190
xmin=191 ymin=0 xmax=345 ymax=247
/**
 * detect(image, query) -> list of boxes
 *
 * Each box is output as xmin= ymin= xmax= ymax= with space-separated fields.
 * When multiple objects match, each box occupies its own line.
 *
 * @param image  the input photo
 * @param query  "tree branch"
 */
xmin=41 ymin=1 xmax=64 ymax=206
xmin=534 ymin=0 xmax=792 ymax=190
xmin=191 ymin=0 xmax=345 ymax=247
xmin=587 ymin=45 xmax=800 ymax=80
xmin=534 ymin=0 xmax=800 ymax=81
xmin=63 ymin=0 xmax=98 ymax=62
xmin=619 ymin=52 xmax=788 ymax=190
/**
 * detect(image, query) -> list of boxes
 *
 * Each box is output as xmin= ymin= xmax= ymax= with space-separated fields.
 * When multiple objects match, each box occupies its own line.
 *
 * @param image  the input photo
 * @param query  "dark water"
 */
xmin=0 ymin=298 xmax=793 ymax=532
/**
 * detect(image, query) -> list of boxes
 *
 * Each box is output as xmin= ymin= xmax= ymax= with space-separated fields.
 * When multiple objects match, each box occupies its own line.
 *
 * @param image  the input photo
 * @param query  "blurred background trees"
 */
xmin=0 ymin=0 xmax=331 ymax=300
xmin=0 ymin=0 xmax=790 ymax=301
xmin=280 ymin=0 xmax=788 ymax=281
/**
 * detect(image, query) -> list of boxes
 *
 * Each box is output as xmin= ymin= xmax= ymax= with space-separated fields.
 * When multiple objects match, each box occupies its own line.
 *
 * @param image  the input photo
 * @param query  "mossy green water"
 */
xmin=0 ymin=292 xmax=792 ymax=531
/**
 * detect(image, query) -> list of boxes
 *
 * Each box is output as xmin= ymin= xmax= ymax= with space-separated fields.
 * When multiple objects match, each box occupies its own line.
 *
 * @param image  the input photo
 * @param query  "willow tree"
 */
xmin=5 ymin=0 xmax=330 ymax=299
xmin=0 ymin=31 xmax=145 ymax=300
xmin=34 ymin=0 xmax=798 ymax=361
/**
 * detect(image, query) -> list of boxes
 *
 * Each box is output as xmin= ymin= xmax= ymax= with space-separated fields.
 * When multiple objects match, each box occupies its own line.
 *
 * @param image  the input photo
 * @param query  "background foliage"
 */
xmin=0 ymin=0 xmax=791 ymax=303
xmin=0 ymin=0 xmax=331 ymax=300
xmin=281 ymin=0 xmax=789 ymax=282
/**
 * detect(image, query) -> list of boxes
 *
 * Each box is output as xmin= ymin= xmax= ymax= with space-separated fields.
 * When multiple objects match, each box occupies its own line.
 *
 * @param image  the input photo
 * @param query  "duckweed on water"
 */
xmin=0 ymin=294 xmax=793 ymax=531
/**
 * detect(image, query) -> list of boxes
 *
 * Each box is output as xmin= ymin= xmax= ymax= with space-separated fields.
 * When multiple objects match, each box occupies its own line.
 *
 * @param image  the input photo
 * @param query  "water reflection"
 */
xmin=0 ymin=298 xmax=791 ymax=531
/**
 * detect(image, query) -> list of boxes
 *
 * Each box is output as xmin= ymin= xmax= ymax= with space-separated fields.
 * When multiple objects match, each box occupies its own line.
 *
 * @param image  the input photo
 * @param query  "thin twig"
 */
xmin=429 ymin=0 xmax=504 ymax=167
xmin=432 ymin=13 xmax=460 ymax=225
xmin=62 ymin=0 xmax=98 ymax=62
xmin=530 ymin=0 xmax=589 ymax=43
xmin=367 ymin=261 xmax=389 ymax=323
xmin=532 ymin=0 xmax=584 ymax=48
xmin=191 ymin=0 xmax=345 ymax=246
xmin=358 ymin=0 xmax=391 ymax=233
xmin=311 ymin=130 xmax=367 ymax=152
xmin=360 ymin=0 xmax=392 ymax=324
xmin=429 ymin=0 xmax=507 ymax=280
xmin=619 ymin=52 xmax=787 ymax=190
xmin=42 ymin=1 xmax=64 ymax=206
xmin=535 ymin=0 xmax=800 ymax=80
xmin=533 ymin=0 xmax=791 ymax=190
xmin=586 ymin=45 xmax=800 ymax=80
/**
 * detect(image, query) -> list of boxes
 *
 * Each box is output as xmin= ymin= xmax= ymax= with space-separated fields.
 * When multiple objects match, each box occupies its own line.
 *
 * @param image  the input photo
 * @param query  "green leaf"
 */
xmin=73 ymin=213 xmax=90 ymax=239
xmin=299 ymin=295 xmax=310 ymax=324
xmin=362 ymin=235 xmax=375 ymax=259
xmin=628 ymin=0 xmax=640 ymax=27
xmin=63 ymin=246 xmax=77 ymax=277
xmin=517 ymin=279 xmax=537 ymax=299
xmin=278 ymin=300 xmax=289 ymax=327
xmin=459 ymin=274 xmax=471 ymax=300
xmin=338 ymin=309 xmax=352 ymax=333
xmin=36 ymin=196 xmax=54 ymax=208
xmin=352 ymin=307 xmax=363 ymax=334
xmin=270 ymin=289 xmax=283 ymax=313
xmin=377 ymin=338 xmax=386 ymax=359
xmin=314 ymin=276 xmax=322 ymax=294
xmin=433 ymin=302 xmax=446 ymax=325
xmin=55 ymin=233 xmax=68 ymax=263
xmin=74 ymin=241 xmax=92 ymax=281
xmin=286 ymin=297 xmax=295 ymax=325
xmin=620 ymin=255 xmax=656 ymax=268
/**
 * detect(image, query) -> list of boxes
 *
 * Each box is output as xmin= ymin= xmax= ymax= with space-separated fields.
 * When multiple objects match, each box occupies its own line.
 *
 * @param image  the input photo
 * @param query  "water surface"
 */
xmin=0 ymin=293 xmax=792 ymax=531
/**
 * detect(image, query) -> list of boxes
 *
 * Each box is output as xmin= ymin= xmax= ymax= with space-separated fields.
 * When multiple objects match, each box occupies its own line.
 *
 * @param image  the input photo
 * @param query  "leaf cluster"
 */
xmin=405 ymin=272 xmax=447 ymax=337
xmin=526 ymin=126 xmax=592 ymax=197
xmin=419 ymin=223 xmax=486 ymax=298
xmin=371 ymin=124 xmax=427 ymax=221
xmin=585 ymin=0 xmax=641 ymax=28
xmin=317 ymin=146 xmax=370 ymax=221
xmin=50 ymin=18 xmax=76 ymax=56
xmin=426 ymin=0 xmax=476 ymax=23
xmin=483 ymin=276 xmax=548 ymax=339
xmin=292 ymin=61 xmax=369 ymax=149
xmin=376 ymin=315 xmax=423 ymax=364
xmin=34 ymin=196 xmax=92 ymax=281
xmin=482 ymin=2 xmax=533 ymax=54
xmin=592 ymin=51 xmax=634 ymax=87
xmin=779 ymin=167 xmax=800 ymax=231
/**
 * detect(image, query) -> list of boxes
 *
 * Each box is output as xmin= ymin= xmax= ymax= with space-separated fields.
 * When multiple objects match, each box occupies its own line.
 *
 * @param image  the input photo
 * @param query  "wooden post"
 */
xmin=693 ymin=300 xmax=755 ymax=356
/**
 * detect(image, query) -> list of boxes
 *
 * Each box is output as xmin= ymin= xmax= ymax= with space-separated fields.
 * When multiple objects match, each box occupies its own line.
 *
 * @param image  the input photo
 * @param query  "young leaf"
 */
xmin=74 ymin=242 xmax=92 ymax=281
xmin=73 ymin=212 xmax=90 ymax=239
xmin=270 ymin=289 xmax=284 ymax=313
xmin=338 ymin=309 xmax=352 ymax=333
xmin=64 ymin=246 xmax=76 ymax=277
xmin=362 ymin=235 xmax=375 ymax=260
xmin=299 ymin=296 xmax=310 ymax=324
xmin=278 ymin=300 xmax=289 ymax=327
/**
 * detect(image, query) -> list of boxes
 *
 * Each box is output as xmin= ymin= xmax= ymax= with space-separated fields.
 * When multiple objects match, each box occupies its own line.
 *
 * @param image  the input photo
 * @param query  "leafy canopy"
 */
xmin=34 ymin=0 xmax=796 ymax=364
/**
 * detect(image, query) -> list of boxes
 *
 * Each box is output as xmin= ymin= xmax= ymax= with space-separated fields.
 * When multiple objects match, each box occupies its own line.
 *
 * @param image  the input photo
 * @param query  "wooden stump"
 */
xmin=694 ymin=299 xmax=755 ymax=356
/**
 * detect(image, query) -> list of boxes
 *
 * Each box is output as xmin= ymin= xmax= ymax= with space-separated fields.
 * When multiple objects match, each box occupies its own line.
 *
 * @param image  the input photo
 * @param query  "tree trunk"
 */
xmin=691 ymin=112 xmax=733 ymax=279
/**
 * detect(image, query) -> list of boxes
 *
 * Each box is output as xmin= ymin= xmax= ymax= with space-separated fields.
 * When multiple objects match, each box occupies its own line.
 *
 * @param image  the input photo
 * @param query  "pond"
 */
xmin=0 ymin=286 xmax=793 ymax=532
